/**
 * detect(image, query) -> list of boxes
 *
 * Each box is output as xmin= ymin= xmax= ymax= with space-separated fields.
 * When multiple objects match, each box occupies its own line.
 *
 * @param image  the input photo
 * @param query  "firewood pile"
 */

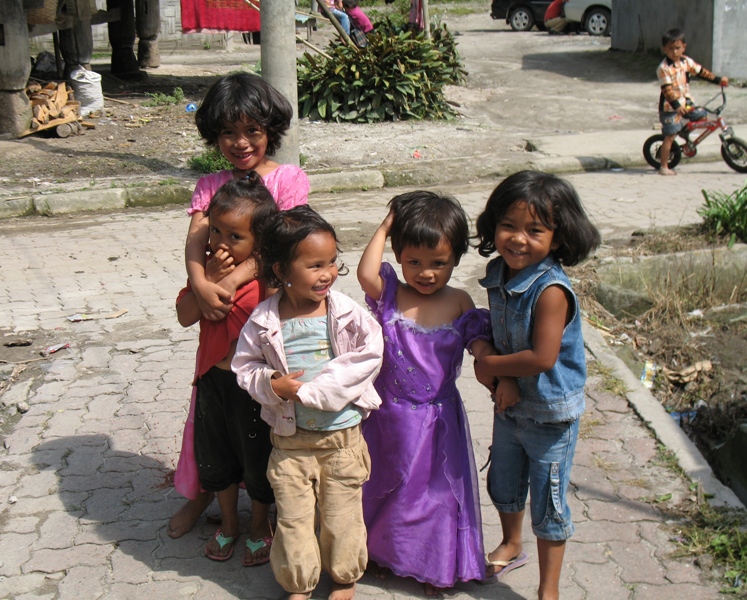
xmin=22 ymin=81 xmax=84 ymax=138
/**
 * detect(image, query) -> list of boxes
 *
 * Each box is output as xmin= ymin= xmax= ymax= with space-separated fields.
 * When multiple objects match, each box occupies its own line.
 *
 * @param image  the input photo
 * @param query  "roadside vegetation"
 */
xmin=573 ymin=182 xmax=747 ymax=594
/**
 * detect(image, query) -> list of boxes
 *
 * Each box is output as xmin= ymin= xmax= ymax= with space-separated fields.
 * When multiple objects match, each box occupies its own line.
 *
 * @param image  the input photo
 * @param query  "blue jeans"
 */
xmin=487 ymin=413 xmax=579 ymax=541
xmin=328 ymin=7 xmax=351 ymax=34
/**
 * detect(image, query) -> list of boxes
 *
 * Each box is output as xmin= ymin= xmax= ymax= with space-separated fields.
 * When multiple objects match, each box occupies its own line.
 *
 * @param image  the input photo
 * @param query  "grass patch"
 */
xmin=143 ymin=87 xmax=185 ymax=107
xmin=671 ymin=506 xmax=747 ymax=594
xmin=587 ymin=360 xmax=628 ymax=397
xmin=578 ymin=413 xmax=603 ymax=439
xmin=188 ymin=148 xmax=232 ymax=174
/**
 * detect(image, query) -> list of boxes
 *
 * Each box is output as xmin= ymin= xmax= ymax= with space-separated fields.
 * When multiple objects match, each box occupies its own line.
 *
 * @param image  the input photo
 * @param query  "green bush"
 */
xmin=699 ymin=182 xmax=747 ymax=247
xmin=188 ymin=147 xmax=232 ymax=174
xmin=297 ymin=18 xmax=466 ymax=123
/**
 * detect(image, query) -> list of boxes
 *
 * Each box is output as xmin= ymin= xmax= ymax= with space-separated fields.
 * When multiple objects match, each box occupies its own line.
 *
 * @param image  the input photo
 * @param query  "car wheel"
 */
xmin=584 ymin=7 xmax=610 ymax=36
xmin=508 ymin=6 xmax=535 ymax=31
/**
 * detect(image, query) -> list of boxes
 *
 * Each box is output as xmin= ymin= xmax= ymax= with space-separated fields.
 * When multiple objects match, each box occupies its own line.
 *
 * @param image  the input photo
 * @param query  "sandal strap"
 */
xmin=245 ymin=536 xmax=272 ymax=554
xmin=214 ymin=531 xmax=235 ymax=550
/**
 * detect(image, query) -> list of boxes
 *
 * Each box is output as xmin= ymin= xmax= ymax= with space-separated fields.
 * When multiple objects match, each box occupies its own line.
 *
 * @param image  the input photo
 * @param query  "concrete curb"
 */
xmin=582 ymin=320 xmax=744 ymax=509
xmin=0 ymin=145 xmax=725 ymax=219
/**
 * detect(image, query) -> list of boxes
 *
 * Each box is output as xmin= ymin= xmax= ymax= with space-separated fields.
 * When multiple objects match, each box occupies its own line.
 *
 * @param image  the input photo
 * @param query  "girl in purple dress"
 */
xmin=357 ymin=191 xmax=493 ymax=595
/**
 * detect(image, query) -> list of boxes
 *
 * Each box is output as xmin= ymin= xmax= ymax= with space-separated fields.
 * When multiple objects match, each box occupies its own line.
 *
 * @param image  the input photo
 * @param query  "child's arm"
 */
xmin=175 ymin=289 xmax=203 ymax=328
xmin=185 ymin=213 xmax=233 ymax=321
xmin=696 ymin=64 xmax=729 ymax=87
xmin=494 ymin=376 xmax=520 ymax=413
xmin=357 ymin=209 xmax=394 ymax=300
xmin=475 ymin=285 xmax=570 ymax=380
xmin=471 ymin=338 xmax=520 ymax=411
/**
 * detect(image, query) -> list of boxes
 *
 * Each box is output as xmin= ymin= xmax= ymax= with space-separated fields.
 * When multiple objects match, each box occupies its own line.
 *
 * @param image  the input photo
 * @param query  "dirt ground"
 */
xmin=8 ymin=8 xmax=746 ymax=197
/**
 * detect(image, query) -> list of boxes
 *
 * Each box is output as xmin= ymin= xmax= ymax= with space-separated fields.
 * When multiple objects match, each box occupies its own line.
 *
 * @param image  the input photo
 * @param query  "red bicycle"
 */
xmin=643 ymin=89 xmax=747 ymax=173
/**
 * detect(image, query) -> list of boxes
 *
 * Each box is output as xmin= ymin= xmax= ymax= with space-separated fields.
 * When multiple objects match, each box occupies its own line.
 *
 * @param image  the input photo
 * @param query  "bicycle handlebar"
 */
xmin=699 ymin=87 xmax=727 ymax=115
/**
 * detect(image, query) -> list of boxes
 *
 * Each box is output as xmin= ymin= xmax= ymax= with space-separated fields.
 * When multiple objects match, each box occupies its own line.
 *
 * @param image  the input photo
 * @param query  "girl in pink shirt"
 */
xmin=168 ymin=73 xmax=309 ymax=541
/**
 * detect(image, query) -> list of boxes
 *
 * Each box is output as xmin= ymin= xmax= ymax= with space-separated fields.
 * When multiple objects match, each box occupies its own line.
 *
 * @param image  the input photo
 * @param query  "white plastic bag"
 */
xmin=68 ymin=68 xmax=104 ymax=117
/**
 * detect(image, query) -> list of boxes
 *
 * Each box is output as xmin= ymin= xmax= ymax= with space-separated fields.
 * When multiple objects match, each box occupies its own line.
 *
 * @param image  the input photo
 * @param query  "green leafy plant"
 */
xmin=297 ymin=18 xmax=466 ymax=123
xmin=699 ymin=183 xmax=747 ymax=247
xmin=188 ymin=148 xmax=232 ymax=174
xmin=143 ymin=87 xmax=185 ymax=107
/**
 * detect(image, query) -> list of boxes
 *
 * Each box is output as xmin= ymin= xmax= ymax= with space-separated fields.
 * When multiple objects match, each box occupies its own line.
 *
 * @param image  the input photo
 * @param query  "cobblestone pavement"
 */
xmin=0 ymin=165 xmax=737 ymax=599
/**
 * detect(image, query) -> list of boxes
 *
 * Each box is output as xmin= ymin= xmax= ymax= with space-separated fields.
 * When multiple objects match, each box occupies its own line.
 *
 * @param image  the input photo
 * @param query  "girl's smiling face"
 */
xmin=494 ymin=200 xmax=558 ymax=279
xmin=208 ymin=209 xmax=254 ymax=265
xmin=280 ymin=232 xmax=339 ymax=307
xmin=217 ymin=115 xmax=269 ymax=173
xmin=397 ymin=237 xmax=456 ymax=296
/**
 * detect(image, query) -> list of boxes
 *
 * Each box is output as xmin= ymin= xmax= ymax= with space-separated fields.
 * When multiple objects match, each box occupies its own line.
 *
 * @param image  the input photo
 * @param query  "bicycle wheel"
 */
xmin=643 ymin=134 xmax=681 ymax=170
xmin=721 ymin=137 xmax=747 ymax=173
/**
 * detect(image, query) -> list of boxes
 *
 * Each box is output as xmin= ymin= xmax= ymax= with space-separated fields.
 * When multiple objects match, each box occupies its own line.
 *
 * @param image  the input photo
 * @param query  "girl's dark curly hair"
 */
xmin=474 ymin=170 xmax=601 ymax=266
xmin=258 ymin=205 xmax=346 ymax=289
xmin=205 ymin=171 xmax=278 ymax=246
xmin=195 ymin=73 xmax=292 ymax=156
xmin=388 ymin=190 xmax=470 ymax=265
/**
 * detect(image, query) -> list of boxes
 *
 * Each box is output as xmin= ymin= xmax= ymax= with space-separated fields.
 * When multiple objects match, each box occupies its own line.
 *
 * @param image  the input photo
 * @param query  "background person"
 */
xmin=544 ymin=0 xmax=569 ymax=34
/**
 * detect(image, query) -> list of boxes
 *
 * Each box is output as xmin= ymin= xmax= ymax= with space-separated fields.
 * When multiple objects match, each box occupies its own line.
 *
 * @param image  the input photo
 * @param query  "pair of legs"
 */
xmin=202 ymin=485 xmax=272 ymax=563
xmin=268 ymin=427 xmax=370 ymax=600
xmin=192 ymin=367 xmax=275 ymax=562
xmin=487 ymin=413 xmax=579 ymax=599
xmin=487 ymin=512 xmax=566 ymax=600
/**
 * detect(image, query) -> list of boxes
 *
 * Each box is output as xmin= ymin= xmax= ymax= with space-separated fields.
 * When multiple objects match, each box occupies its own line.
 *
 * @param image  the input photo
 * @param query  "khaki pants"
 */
xmin=268 ymin=425 xmax=371 ymax=594
xmin=545 ymin=16 xmax=569 ymax=32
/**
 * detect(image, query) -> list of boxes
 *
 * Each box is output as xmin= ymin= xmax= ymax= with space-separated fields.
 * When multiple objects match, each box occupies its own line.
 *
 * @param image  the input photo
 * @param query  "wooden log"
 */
xmin=56 ymin=122 xmax=75 ymax=138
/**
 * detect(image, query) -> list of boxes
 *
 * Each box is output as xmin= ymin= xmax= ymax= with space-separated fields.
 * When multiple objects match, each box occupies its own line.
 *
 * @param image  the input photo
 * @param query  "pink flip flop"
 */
xmin=243 ymin=536 xmax=272 ymax=567
xmin=205 ymin=530 xmax=235 ymax=561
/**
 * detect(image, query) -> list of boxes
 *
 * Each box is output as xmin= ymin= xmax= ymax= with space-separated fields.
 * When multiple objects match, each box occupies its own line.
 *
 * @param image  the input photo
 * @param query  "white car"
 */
xmin=564 ymin=0 xmax=612 ymax=36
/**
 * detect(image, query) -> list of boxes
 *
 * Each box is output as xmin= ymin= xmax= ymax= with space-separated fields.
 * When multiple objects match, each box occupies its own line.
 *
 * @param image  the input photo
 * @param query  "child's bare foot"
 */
xmin=424 ymin=582 xmax=446 ymax=597
xmin=329 ymin=581 xmax=355 ymax=600
xmin=485 ymin=542 xmax=524 ymax=578
xmin=658 ymin=167 xmax=677 ymax=176
xmin=366 ymin=561 xmax=389 ymax=580
xmin=167 ymin=492 xmax=214 ymax=538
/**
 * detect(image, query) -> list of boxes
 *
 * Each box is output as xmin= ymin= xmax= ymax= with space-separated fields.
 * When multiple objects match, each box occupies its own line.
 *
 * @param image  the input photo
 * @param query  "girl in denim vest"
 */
xmin=474 ymin=171 xmax=600 ymax=600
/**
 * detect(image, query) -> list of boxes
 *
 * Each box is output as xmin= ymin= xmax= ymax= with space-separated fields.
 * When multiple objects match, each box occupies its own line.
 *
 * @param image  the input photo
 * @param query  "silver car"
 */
xmin=564 ymin=0 xmax=612 ymax=36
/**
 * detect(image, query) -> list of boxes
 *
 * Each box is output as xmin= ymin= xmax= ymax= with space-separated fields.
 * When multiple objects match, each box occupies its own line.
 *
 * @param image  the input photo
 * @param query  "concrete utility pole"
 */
xmin=261 ymin=2 xmax=300 ymax=166
xmin=422 ymin=0 xmax=431 ymax=39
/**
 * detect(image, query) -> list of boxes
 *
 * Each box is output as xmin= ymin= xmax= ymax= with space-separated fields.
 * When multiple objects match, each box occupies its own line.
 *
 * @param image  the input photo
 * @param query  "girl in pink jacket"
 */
xmin=232 ymin=206 xmax=383 ymax=600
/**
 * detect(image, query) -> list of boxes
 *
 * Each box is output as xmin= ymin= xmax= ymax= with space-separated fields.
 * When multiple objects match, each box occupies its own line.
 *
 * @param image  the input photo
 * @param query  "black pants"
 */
xmin=194 ymin=366 xmax=274 ymax=504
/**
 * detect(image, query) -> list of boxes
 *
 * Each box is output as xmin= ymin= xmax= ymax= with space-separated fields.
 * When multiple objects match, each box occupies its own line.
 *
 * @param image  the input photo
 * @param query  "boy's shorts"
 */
xmin=659 ymin=111 xmax=682 ymax=136
xmin=194 ymin=366 xmax=274 ymax=503
xmin=487 ymin=413 xmax=579 ymax=541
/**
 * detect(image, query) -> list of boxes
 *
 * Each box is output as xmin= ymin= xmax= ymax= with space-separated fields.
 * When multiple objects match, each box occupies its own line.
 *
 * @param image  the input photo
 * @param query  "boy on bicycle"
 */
xmin=656 ymin=28 xmax=728 ymax=176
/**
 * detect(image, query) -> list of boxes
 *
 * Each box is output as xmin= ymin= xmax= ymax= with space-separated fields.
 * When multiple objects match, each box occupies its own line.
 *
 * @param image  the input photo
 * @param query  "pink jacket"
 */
xmin=231 ymin=289 xmax=383 ymax=436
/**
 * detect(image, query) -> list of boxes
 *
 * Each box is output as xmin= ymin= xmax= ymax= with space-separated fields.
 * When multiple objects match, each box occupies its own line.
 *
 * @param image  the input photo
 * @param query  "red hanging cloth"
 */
xmin=181 ymin=0 xmax=260 ymax=33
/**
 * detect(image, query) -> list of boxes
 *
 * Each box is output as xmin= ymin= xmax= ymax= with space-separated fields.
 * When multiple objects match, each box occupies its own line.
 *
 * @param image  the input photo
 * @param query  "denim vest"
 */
xmin=478 ymin=255 xmax=586 ymax=423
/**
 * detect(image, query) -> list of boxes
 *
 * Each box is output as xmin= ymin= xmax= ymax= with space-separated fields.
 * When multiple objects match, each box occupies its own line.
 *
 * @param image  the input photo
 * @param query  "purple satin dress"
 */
xmin=362 ymin=263 xmax=490 ymax=589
